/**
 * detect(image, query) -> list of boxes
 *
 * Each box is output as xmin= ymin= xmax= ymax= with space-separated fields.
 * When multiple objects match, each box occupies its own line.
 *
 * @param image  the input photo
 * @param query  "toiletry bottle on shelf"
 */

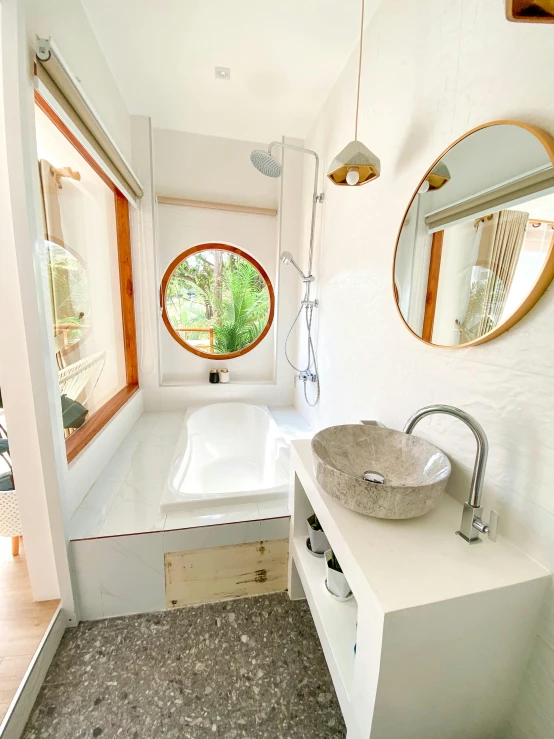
xmin=209 ymin=369 xmax=219 ymax=384
xmin=220 ymin=368 xmax=229 ymax=384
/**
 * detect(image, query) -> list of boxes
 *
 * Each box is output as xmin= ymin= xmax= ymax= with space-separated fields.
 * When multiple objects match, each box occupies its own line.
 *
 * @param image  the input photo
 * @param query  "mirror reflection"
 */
xmin=394 ymin=124 xmax=554 ymax=346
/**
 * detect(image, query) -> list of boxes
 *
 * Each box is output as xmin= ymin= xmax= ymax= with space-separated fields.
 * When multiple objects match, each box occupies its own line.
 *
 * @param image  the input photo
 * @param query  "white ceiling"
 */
xmin=513 ymin=191 xmax=554 ymax=220
xmin=81 ymin=0 xmax=378 ymax=143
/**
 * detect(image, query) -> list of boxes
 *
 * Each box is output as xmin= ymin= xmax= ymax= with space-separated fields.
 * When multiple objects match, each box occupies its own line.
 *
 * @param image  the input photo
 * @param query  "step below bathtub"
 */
xmin=160 ymin=403 xmax=289 ymax=512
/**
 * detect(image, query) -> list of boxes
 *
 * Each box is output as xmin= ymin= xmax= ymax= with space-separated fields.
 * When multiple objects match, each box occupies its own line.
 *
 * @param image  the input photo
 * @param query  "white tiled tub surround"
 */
xmin=69 ymin=409 xmax=309 ymax=539
xmin=71 ymin=516 xmax=290 ymax=620
xmin=69 ymin=408 xmax=306 ymax=619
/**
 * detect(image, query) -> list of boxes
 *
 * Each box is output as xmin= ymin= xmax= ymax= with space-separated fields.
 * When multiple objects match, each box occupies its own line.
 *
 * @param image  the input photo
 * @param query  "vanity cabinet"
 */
xmin=288 ymin=440 xmax=548 ymax=739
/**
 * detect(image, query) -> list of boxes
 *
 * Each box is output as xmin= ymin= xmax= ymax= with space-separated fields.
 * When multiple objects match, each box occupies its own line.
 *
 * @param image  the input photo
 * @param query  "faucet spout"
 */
xmin=404 ymin=405 xmax=496 ymax=544
xmin=404 ymin=405 xmax=488 ymax=508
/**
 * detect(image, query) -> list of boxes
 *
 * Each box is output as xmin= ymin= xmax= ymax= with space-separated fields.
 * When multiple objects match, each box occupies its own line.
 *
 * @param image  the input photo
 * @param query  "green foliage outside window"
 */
xmin=165 ymin=249 xmax=270 ymax=355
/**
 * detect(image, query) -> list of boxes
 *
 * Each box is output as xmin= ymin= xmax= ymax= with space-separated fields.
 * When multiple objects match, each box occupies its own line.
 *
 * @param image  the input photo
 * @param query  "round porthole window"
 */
xmin=160 ymin=244 xmax=275 ymax=359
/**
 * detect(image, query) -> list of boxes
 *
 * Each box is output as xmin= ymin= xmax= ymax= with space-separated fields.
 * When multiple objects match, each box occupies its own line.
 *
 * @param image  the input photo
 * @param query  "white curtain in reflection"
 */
xmin=475 ymin=209 xmax=529 ymax=337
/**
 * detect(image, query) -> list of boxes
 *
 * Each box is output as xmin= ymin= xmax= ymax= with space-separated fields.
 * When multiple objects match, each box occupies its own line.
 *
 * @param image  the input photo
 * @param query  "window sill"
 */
xmin=65 ymin=384 xmax=139 ymax=463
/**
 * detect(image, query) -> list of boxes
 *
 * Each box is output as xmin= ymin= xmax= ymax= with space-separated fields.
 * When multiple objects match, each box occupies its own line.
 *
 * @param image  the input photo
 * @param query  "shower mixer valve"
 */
xmin=296 ymin=371 xmax=318 ymax=383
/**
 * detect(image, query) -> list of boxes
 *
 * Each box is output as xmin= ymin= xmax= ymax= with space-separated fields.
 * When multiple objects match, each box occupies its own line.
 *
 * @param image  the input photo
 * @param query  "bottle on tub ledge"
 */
xmin=209 ymin=369 xmax=219 ymax=384
xmin=220 ymin=368 xmax=229 ymax=384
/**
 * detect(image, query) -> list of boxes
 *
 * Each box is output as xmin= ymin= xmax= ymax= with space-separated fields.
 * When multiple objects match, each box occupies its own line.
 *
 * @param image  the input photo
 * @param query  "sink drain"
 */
xmin=363 ymin=471 xmax=385 ymax=484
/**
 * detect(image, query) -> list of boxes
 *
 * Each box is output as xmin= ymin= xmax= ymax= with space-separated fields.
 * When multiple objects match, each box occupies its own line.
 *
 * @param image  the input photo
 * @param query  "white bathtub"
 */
xmin=160 ymin=403 xmax=289 ymax=512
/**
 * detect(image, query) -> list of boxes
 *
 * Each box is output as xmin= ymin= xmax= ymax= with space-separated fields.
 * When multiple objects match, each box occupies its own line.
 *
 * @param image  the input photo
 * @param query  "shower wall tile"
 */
xmin=71 ymin=539 xmax=103 ymax=621
xmin=66 ymin=390 xmax=144 ymax=517
xmin=69 ymin=477 xmax=124 ymax=539
xmin=96 ymin=532 xmax=165 ymax=618
xmin=150 ymin=412 xmax=186 ymax=434
xmin=141 ymin=385 xmax=295 ymax=411
xmin=536 ymin=576 xmax=554 ymax=652
xmin=229 ymin=385 xmax=294 ymax=406
xmin=257 ymin=499 xmax=290 ymax=519
xmin=164 ymin=503 xmax=260 ymax=531
xmin=98 ymin=499 xmax=166 ymax=537
xmin=505 ymin=637 xmax=554 ymax=739
xmin=163 ymin=520 xmax=261 ymax=554
xmin=260 ymin=517 xmax=290 ymax=541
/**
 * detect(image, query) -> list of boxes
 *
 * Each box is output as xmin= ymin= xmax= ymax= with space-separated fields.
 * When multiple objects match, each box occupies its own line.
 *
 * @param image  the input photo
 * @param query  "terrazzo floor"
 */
xmin=22 ymin=594 xmax=346 ymax=739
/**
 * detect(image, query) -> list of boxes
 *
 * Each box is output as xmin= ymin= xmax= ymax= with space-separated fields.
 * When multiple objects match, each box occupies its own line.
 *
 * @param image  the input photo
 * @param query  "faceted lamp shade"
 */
xmin=506 ymin=0 xmax=554 ymax=22
xmin=427 ymin=162 xmax=451 ymax=191
xmin=327 ymin=140 xmax=381 ymax=186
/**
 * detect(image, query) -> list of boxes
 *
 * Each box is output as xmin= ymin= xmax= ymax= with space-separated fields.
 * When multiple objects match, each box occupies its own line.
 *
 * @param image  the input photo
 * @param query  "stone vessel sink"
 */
xmin=311 ymin=425 xmax=451 ymax=519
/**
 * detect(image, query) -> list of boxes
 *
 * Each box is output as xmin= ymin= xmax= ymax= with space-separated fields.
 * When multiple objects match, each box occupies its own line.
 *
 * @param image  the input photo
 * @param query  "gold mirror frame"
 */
xmin=392 ymin=120 xmax=554 ymax=348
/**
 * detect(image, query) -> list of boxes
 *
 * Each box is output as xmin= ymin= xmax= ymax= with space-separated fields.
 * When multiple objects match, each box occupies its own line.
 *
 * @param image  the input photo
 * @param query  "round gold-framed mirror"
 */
xmin=393 ymin=121 xmax=554 ymax=347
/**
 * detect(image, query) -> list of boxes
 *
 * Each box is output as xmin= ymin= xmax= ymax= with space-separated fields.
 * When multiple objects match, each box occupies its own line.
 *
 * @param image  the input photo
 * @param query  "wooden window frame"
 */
xmin=160 ymin=244 xmax=275 ymax=360
xmin=421 ymin=230 xmax=444 ymax=343
xmin=35 ymin=91 xmax=139 ymax=463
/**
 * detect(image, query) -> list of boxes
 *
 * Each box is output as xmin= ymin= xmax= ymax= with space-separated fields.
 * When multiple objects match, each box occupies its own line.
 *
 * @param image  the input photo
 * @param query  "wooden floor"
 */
xmin=0 ymin=538 xmax=59 ymax=723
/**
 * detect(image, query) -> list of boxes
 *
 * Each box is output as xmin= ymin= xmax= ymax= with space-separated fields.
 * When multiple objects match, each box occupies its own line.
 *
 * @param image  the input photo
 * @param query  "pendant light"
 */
xmin=327 ymin=0 xmax=380 ymax=187
xmin=418 ymin=163 xmax=452 ymax=194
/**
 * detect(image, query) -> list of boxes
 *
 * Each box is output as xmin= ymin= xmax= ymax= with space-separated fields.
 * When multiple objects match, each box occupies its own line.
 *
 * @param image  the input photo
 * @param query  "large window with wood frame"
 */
xmin=34 ymin=97 xmax=138 ymax=461
xmin=161 ymin=245 xmax=274 ymax=359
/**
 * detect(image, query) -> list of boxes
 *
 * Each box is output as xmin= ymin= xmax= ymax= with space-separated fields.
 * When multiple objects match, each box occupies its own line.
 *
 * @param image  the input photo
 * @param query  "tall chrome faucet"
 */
xmin=404 ymin=405 xmax=498 ymax=544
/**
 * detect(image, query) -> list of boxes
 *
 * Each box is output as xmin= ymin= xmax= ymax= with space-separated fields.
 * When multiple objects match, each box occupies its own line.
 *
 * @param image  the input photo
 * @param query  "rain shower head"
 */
xmin=251 ymin=140 xmax=321 ymax=292
xmin=250 ymin=149 xmax=282 ymax=178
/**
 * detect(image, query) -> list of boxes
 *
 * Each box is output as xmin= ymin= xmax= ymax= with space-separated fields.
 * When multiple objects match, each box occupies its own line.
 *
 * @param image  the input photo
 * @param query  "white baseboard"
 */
xmin=0 ymin=607 xmax=65 ymax=739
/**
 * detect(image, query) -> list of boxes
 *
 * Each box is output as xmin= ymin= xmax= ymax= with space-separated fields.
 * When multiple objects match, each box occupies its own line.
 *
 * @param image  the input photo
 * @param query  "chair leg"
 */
xmin=11 ymin=536 xmax=19 ymax=557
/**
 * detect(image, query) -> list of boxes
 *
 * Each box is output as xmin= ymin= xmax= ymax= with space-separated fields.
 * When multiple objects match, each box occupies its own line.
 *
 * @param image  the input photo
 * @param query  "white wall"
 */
xmin=26 ymin=0 xmax=132 ymax=161
xmin=66 ymin=389 xmax=143 ymax=518
xmin=157 ymin=204 xmax=278 ymax=384
xmin=130 ymin=122 xmax=302 ymax=406
xmin=155 ymin=128 xmax=280 ymax=385
xmin=295 ymin=1 xmax=554 ymax=736
xmin=0 ymin=0 xmax=76 ymax=614
xmin=153 ymin=128 xmax=279 ymax=209
xmin=8 ymin=1 xmax=141 ymax=531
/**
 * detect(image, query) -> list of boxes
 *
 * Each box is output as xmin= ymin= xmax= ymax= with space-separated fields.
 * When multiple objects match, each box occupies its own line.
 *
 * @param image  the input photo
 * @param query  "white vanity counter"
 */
xmin=288 ymin=440 xmax=548 ymax=739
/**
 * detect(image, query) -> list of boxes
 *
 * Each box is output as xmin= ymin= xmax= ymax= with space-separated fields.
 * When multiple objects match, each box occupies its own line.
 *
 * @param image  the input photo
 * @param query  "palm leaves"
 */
xmin=166 ymin=251 xmax=270 ymax=355
xmin=212 ymin=259 xmax=269 ymax=354
xmin=46 ymin=242 xmax=89 ymax=345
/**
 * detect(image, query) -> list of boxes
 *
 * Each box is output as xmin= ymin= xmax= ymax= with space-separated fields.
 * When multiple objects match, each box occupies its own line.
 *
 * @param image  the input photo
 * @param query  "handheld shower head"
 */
xmin=250 ymin=149 xmax=282 ymax=178
xmin=280 ymin=251 xmax=314 ymax=282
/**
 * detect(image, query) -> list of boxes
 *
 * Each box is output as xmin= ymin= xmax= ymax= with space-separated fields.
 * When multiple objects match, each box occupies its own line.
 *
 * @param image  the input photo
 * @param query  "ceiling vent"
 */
xmin=215 ymin=67 xmax=231 ymax=80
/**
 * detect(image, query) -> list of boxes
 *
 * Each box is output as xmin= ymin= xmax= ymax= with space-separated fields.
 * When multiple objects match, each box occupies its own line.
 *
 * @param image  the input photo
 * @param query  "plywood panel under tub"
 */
xmin=165 ymin=539 xmax=288 ymax=608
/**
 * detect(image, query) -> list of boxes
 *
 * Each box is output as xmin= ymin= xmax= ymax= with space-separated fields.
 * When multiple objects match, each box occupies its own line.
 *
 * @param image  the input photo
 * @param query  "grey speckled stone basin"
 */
xmin=312 ymin=425 xmax=451 ymax=519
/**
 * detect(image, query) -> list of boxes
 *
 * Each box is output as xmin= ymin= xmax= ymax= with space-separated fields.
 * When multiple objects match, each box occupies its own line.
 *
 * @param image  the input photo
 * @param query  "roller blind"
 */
xmin=35 ymin=38 xmax=143 ymax=201
xmin=425 ymin=166 xmax=554 ymax=231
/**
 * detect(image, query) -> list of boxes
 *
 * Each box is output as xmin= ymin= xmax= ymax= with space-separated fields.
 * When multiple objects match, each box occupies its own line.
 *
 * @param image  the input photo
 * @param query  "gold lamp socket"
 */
xmin=327 ymin=140 xmax=380 ymax=187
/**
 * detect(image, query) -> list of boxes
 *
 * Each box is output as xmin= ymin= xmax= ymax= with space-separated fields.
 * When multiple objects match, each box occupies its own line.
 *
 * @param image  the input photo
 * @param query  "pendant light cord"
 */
xmin=355 ymin=0 xmax=364 ymax=141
